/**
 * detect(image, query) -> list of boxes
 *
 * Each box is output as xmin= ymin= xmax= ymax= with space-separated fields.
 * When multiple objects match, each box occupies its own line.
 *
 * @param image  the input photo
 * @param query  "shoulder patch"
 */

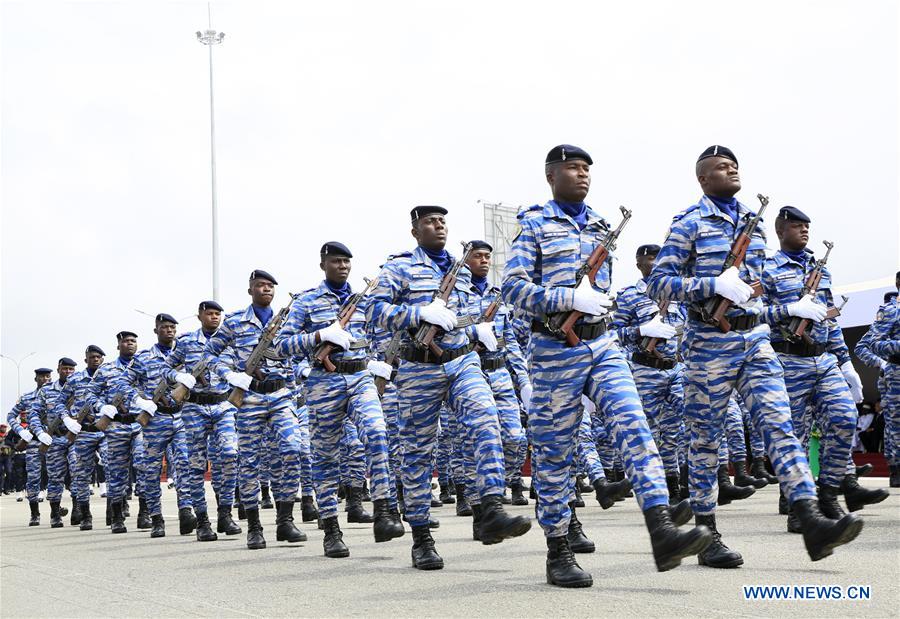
xmin=876 ymin=310 xmax=885 ymax=321
xmin=512 ymin=223 xmax=522 ymax=241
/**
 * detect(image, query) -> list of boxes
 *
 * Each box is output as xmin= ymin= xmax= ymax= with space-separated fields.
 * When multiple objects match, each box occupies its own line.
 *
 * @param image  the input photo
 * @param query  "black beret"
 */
xmin=636 ymin=244 xmax=661 ymax=258
xmin=116 ymin=330 xmax=138 ymax=341
xmin=198 ymin=300 xmax=224 ymax=312
xmin=410 ymin=206 xmax=448 ymax=223
xmin=58 ymin=357 xmax=77 ymax=368
xmin=545 ymin=144 xmax=593 ymax=166
xmin=697 ymin=145 xmax=738 ymax=167
xmin=85 ymin=345 xmax=106 ymax=356
xmin=777 ymin=206 xmax=811 ymax=223
xmin=320 ymin=241 xmax=353 ymax=258
xmin=885 ymin=291 xmax=898 ymax=303
xmin=249 ymin=269 xmax=278 ymax=285
xmin=35 ymin=368 xmax=52 ymax=375
xmin=155 ymin=313 xmax=178 ymax=325
xmin=469 ymin=240 xmax=493 ymax=252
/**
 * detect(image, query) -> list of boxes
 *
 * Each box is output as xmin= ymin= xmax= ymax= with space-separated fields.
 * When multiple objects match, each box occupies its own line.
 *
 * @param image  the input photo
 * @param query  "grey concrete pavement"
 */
xmin=1 ymin=480 xmax=898 ymax=618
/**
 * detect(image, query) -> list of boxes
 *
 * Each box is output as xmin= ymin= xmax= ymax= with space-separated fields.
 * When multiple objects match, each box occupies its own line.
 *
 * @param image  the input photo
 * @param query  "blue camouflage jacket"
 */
xmin=855 ymin=297 xmax=900 ymax=367
xmin=468 ymin=283 xmax=531 ymax=390
xmin=165 ymin=328 xmax=229 ymax=395
xmin=613 ymin=278 xmax=686 ymax=358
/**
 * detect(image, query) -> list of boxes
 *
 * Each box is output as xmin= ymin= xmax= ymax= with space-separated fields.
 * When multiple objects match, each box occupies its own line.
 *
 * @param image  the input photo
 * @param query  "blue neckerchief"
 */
xmin=555 ymin=200 xmax=588 ymax=230
xmin=252 ymin=304 xmax=273 ymax=327
xmin=472 ymin=274 xmax=488 ymax=296
xmin=202 ymin=329 xmax=215 ymax=338
xmin=155 ymin=343 xmax=173 ymax=356
xmin=87 ymin=368 xmax=97 ymax=377
xmin=782 ymin=249 xmax=808 ymax=265
xmin=325 ymin=279 xmax=352 ymax=305
xmin=118 ymin=356 xmax=132 ymax=365
xmin=422 ymin=246 xmax=452 ymax=274
xmin=706 ymin=194 xmax=738 ymax=225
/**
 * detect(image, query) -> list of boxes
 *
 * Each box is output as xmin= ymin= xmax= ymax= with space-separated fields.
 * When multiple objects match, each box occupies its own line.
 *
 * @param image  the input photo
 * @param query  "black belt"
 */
xmin=186 ymin=392 xmax=229 ymax=405
xmin=80 ymin=423 xmax=101 ymax=433
xmin=327 ymin=359 xmax=368 ymax=374
xmin=400 ymin=342 xmax=475 ymax=365
xmin=889 ymin=354 xmax=900 ymax=364
xmin=113 ymin=413 xmax=138 ymax=424
xmin=531 ymin=319 xmax=608 ymax=341
xmin=688 ymin=310 xmax=758 ymax=331
xmin=772 ymin=340 xmax=827 ymax=357
xmin=480 ymin=354 xmax=507 ymax=371
xmin=249 ymin=378 xmax=286 ymax=394
xmin=155 ymin=404 xmax=181 ymax=415
xmin=631 ymin=350 xmax=676 ymax=370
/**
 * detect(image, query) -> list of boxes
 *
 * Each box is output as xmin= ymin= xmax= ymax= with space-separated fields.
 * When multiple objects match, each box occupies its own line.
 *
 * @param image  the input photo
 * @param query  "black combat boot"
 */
xmin=566 ymin=504 xmax=595 ymax=553
xmin=778 ymin=488 xmax=789 ymax=515
xmin=110 ymin=500 xmax=127 ymax=534
xmin=360 ymin=480 xmax=371 ymax=502
xmin=510 ymin=481 xmax=528 ymax=506
xmin=439 ymin=482 xmax=455 ymax=504
xmin=546 ymin=535 xmax=592 ymax=588
xmin=322 ymin=516 xmax=350 ymax=558
xmin=644 ymin=506 xmax=711 ymax=571
xmin=500 ymin=488 xmax=511 ymax=505
xmin=122 ymin=500 xmax=130 ymax=518
xmin=455 ymin=483 xmax=473 ymax=516
xmin=28 ymin=501 xmax=40 ymax=526
xmin=572 ymin=482 xmax=585 ymax=508
xmin=665 ymin=475 xmax=681 ymax=503
xmin=669 ymin=499 xmax=693 ymax=527
xmin=529 ymin=481 xmax=538 ymax=500
xmin=217 ymin=505 xmax=242 ymax=535
xmin=732 ymin=459 xmax=767 ymax=488
xmin=346 ymin=486 xmax=374 ymax=523
xmin=471 ymin=503 xmax=483 ymax=541
xmin=695 ymin=514 xmax=742 ymax=568
xmin=150 ymin=514 xmax=166 ymax=538
xmin=428 ymin=515 xmax=440 ymax=529
xmin=679 ymin=463 xmax=689 ymax=500
xmin=855 ymin=463 xmax=873 ymax=477
xmin=235 ymin=487 xmax=246 ymax=520
xmin=841 ymin=474 xmax=889 ymax=512
xmin=593 ymin=476 xmax=632 ymax=510
xmin=137 ymin=497 xmax=151 ymax=530
xmin=818 ymin=485 xmax=846 ymax=520
xmin=300 ymin=495 xmax=319 ymax=522
xmin=614 ymin=469 xmax=633 ymax=498
xmin=373 ymin=498 xmax=404 ymax=542
xmin=275 ymin=501 xmax=307 ymax=542
xmin=70 ymin=498 xmax=82 ymax=526
xmin=786 ymin=506 xmax=803 ymax=534
xmin=179 ymin=507 xmax=197 ymax=535
xmin=752 ymin=457 xmax=778 ymax=484
xmin=260 ymin=484 xmax=274 ymax=509
xmin=792 ymin=498 xmax=863 ymax=561
xmin=79 ymin=501 xmax=93 ymax=531
xmin=105 ymin=497 xmax=112 ymax=527
xmin=410 ymin=525 xmax=443 ymax=570
xmin=245 ymin=508 xmax=266 ymax=549
xmin=716 ymin=465 xmax=756 ymax=505
xmin=478 ymin=494 xmax=531 ymax=545
xmin=50 ymin=501 xmax=64 ymax=528
xmin=396 ymin=482 xmax=406 ymax=514
xmin=195 ymin=511 xmax=218 ymax=542
xmin=891 ymin=465 xmax=900 ymax=489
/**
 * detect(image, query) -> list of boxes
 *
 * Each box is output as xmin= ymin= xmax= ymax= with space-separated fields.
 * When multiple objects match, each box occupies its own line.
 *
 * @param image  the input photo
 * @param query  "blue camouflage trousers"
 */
xmin=141 ymin=414 xmax=192 ymax=515
xmin=339 ymin=418 xmax=367 ymax=488
xmin=380 ymin=381 xmax=402 ymax=505
xmin=105 ymin=422 xmax=145 ymax=503
xmin=484 ymin=367 xmax=528 ymax=486
xmin=306 ymin=370 xmax=393 ymax=520
xmin=879 ymin=369 xmax=899 ymax=465
xmin=45 ymin=437 xmax=70 ymax=503
xmin=576 ymin=406 xmax=606 ymax=484
xmin=530 ymin=331 xmax=669 ymax=537
xmin=717 ymin=394 xmax=748 ymax=463
xmin=295 ymin=403 xmax=314 ymax=498
xmin=683 ymin=329 xmax=817 ymax=514
xmin=72 ymin=431 xmax=106 ymax=503
xmin=779 ymin=353 xmax=857 ymax=488
xmin=182 ymin=401 xmax=237 ymax=513
xmin=235 ymin=390 xmax=301 ymax=508
xmin=25 ymin=445 xmax=43 ymax=501
xmin=395 ymin=351 xmax=505 ymax=527
xmin=435 ymin=406 xmax=454 ymax=486
xmin=630 ymin=363 xmax=685 ymax=475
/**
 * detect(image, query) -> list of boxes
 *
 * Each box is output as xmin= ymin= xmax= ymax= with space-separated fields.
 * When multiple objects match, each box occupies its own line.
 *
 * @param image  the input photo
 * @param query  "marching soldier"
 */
xmin=6 ymin=368 xmax=52 ymax=525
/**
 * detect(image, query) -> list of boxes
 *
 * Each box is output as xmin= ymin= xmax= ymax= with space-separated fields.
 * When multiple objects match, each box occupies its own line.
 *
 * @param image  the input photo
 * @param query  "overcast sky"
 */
xmin=2 ymin=0 xmax=897 ymax=408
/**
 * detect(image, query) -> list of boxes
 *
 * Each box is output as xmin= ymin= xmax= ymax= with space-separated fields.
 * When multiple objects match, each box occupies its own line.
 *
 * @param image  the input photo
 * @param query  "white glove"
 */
xmin=419 ymin=298 xmax=458 ymax=331
xmin=319 ymin=321 xmax=352 ymax=350
xmin=841 ymin=361 xmax=864 ymax=403
xmin=100 ymin=404 xmax=117 ymax=419
xmin=63 ymin=416 xmax=82 ymax=435
xmin=475 ymin=323 xmax=498 ymax=352
xmin=639 ymin=315 xmax=677 ymax=339
xmin=580 ymin=395 xmax=596 ymax=414
xmin=18 ymin=429 xmax=33 ymax=442
xmin=174 ymin=373 xmax=196 ymax=390
xmin=714 ymin=266 xmax=754 ymax=304
xmin=571 ymin=278 xmax=613 ymax=315
xmin=787 ymin=294 xmax=827 ymax=322
xmin=37 ymin=432 xmax=52 ymax=446
xmin=134 ymin=397 xmax=157 ymax=416
xmin=520 ymin=384 xmax=533 ymax=412
xmin=367 ymin=360 xmax=393 ymax=380
xmin=225 ymin=371 xmax=252 ymax=391
xmin=300 ymin=365 xmax=311 ymax=378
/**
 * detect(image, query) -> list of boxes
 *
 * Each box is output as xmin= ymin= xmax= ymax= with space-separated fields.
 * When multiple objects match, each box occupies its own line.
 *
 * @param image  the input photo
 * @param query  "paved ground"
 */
xmin=1 ymin=479 xmax=898 ymax=618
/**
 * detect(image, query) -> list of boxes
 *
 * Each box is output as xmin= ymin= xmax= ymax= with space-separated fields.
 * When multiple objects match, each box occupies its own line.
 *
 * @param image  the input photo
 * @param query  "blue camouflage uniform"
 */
xmin=503 ymin=200 xmax=670 ymax=538
xmin=165 ymin=328 xmax=238 ymax=516
xmin=7 ymin=392 xmax=43 ymax=502
xmin=855 ymin=296 xmax=900 ymax=467
xmin=29 ymin=379 xmax=72 ymax=505
xmin=760 ymin=249 xmax=857 ymax=489
xmin=368 ymin=245 xmax=507 ymax=527
xmin=646 ymin=195 xmax=817 ymax=514
xmin=293 ymin=360 xmax=314 ymax=499
xmin=55 ymin=368 xmax=106 ymax=505
xmin=367 ymin=327 xmax=403 ymax=507
xmin=204 ymin=305 xmax=301 ymax=509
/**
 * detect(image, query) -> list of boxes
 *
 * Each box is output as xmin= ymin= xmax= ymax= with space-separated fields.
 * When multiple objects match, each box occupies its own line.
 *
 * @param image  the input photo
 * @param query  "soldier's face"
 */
xmin=636 ymin=254 xmax=656 ymax=279
xmin=199 ymin=309 xmax=222 ymax=331
xmin=249 ymin=279 xmax=275 ymax=307
xmin=778 ymin=220 xmax=809 ymax=251
xmin=85 ymin=352 xmax=104 ymax=370
xmin=118 ymin=336 xmax=138 ymax=357
xmin=412 ymin=215 xmax=447 ymax=251
xmin=154 ymin=321 xmax=177 ymax=346
xmin=35 ymin=374 xmax=51 ymax=387
xmin=547 ymin=160 xmax=591 ymax=202
xmin=57 ymin=365 xmax=76 ymax=381
xmin=321 ymin=256 xmax=351 ymax=284
xmin=698 ymin=157 xmax=741 ymax=197
xmin=466 ymin=250 xmax=491 ymax=278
